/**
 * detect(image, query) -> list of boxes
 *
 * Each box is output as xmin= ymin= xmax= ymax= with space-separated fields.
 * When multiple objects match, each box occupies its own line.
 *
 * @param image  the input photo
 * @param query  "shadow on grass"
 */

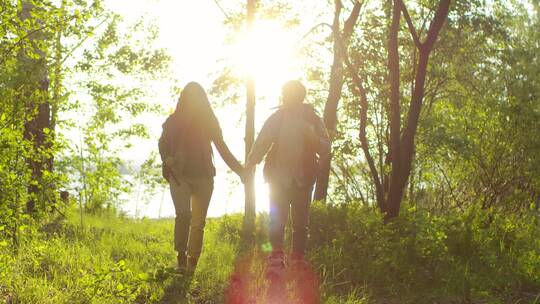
xmin=159 ymin=273 xmax=194 ymax=304
xmin=158 ymin=226 xmax=253 ymax=303
xmin=225 ymin=230 xmax=266 ymax=304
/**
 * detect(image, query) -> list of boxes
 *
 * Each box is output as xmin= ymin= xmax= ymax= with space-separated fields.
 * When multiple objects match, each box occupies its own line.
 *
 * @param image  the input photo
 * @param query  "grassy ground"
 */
xmin=1 ymin=210 xmax=245 ymax=303
xmin=1 ymin=203 xmax=539 ymax=303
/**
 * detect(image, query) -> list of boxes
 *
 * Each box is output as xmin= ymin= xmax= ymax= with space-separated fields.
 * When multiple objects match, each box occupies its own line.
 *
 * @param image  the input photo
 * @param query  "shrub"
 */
xmin=308 ymin=201 xmax=540 ymax=303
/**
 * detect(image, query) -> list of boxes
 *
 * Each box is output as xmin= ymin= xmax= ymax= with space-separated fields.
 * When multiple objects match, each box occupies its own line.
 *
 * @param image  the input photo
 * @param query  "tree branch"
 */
xmin=299 ymin=22 xmax=333 ymax=43
xmin=422 ymin=0 xmax=451 ymax=52
xmin=342 ymin=1 xmax=362 ymax=41
xmin=336 ymin=32 xmax=385 ymax=211
xmin=399 ymin=0 xmax=422 ymax=49
xmin=0 ymin=24 xmax=49 ymax=65
xmin=333 ymin=0 xmax=344 ymax=34
xmin=212 ymin=0 xmax=231 ymax=19
xmin=60 ymin=17 xmax=109 ymax=66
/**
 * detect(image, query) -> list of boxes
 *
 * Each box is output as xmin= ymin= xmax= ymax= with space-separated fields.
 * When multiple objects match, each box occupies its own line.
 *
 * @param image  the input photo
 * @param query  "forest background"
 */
xmin=1 ymin=0 xmax=539 ymax=303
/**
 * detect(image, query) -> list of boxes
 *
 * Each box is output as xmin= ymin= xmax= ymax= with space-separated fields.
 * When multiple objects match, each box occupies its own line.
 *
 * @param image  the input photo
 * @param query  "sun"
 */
xmin=230 ymin=19 xmax=302 ymax=99
xmin=206 ymin=18 xmax=307 ymax=216
xmin=227 ymin=19 xmax=302 ymax=213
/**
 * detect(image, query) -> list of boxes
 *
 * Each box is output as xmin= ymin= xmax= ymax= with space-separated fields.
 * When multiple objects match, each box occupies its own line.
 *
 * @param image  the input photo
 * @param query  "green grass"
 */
xmin=1 ymin=203 xmax=539 ymax=303
xmin=0 ymin=210 xmax=243 ymax=303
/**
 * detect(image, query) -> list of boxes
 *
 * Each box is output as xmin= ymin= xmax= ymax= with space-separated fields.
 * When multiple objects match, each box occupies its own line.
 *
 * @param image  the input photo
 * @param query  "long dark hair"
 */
xmin=172 ymin=82 xmax=220 ymax=140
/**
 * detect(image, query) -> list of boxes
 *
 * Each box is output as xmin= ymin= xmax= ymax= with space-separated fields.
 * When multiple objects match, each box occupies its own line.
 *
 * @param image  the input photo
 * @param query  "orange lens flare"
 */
xmin=226 ymin=251 xmax=320 ymax=304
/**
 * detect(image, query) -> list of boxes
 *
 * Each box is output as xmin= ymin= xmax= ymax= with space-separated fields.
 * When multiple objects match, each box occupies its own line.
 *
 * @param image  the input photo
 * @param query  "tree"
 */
xmin=413 ymin=0 xmax=540 ymax=213
xmin=1 ymin=0 xmax=170 ymax=225
xmin=243 ymin=0 xmax=257 ymax=235
xmin=18 ymin=1 xmax=53 ymax=213
xmin=314 ymin=0 xmax=362 ymax=202
xmin=0 ymin=0 xmax=87 ymax=242
xmin=339 ymin=0 xmax=450 ymax=219
xmin=63 ymin=14 xmax=170 ymax=213
xmin=385 ymin=0 xmax=450 ymax=218
xmin=327 ymin=0 xmax=540 ymax=217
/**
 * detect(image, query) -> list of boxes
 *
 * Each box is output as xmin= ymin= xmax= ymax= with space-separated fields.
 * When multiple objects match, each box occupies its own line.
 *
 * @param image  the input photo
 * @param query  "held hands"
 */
xmin=237 ymin=162 xmax=254 ymax=184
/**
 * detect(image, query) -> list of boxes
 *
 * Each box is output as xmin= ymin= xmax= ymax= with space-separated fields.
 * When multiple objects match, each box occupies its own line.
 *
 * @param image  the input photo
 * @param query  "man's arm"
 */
xmin=245 ymin=114 xmax=278 ymax=169
xmin=306 ymin=114 xmax=331 ymax=160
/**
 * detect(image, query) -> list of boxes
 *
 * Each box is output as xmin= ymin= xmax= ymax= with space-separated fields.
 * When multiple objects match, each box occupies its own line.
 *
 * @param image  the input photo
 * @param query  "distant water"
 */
xmin=121 ymin=171 xmax=269 ymax=219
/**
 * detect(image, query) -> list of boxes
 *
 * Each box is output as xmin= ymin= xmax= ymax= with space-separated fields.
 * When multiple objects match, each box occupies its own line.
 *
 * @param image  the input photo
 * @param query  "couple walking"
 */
xmin=158 ymin=80 xmax=330 ymax=274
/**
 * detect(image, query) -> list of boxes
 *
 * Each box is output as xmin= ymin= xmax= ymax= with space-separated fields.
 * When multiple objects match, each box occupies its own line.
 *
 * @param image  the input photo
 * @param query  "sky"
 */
xmin=109 ymin=0 xmax=226 ymax=87
xmin=102 ymin=0 xmax=331 ymax=218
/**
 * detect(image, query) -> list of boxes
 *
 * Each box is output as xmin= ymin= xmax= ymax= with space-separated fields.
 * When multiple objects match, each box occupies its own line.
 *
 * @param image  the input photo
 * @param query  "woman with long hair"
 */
xmin=159 ymin=82 xmax=244 ymax=272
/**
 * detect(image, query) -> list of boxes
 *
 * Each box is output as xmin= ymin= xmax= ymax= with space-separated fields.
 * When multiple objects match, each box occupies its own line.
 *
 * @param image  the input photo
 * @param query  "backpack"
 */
xmin=159 ymin=115 xmax=216 ymax=181
xmin=263 ymin=104 xmax=320 ymax=187
xmin=158 ymin=115 xmax=185 ymax=183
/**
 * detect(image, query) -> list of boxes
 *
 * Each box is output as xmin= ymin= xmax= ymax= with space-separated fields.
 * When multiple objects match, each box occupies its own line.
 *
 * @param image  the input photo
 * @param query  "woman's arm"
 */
xmin=213 ymin=136 xmax=244 ymax=175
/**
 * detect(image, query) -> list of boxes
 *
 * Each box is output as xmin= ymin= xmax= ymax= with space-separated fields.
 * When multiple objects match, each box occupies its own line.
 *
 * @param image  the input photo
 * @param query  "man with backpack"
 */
xmin=245 ymin=80 xmax=330 ymax=274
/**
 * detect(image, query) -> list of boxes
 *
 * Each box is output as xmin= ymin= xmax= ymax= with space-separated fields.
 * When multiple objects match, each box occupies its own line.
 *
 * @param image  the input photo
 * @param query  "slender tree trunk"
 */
xmin=339 ymin=29 xmax=384 ymax=212
xmin=385 ymin=0 xmax=402 ymax=218
xmin=385 ymin=0 xmax=451 ymax=219
xmin=19 ymin=0 xmax=52 ymax=213
xmin=314 ymin=0 xmax=361 ymax=202
xmin=314 ymin=1 xmax=343 ymax=202
xmin=243 ymin=0 xmax=257 ymax=236
xmin=50 ymin=0 xmax=66 ymax=136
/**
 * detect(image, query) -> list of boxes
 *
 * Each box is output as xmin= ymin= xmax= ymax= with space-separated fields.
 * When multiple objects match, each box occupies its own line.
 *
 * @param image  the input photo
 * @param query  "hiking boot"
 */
xmin=266 ymin=251 xmax=285 ymax=280
xmin=187 ymin=255 xmax=199 ymax=273
xmin=289 ymin=252 xmax=310 ymax=272
xmin=175 ymin=252 xmax=187 ymax=273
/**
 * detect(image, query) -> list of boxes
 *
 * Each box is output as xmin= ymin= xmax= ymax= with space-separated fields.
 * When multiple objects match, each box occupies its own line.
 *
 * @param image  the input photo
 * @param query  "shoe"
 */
xmin=187 ymin=255 xmax=199 ymax=273
xmin=289 ymin=252 xmax=309 ymax=272
xmin=175 ymin=252 xmax=187 ymax=273
xmin=266 ymin=251 xmax=285 ymax=280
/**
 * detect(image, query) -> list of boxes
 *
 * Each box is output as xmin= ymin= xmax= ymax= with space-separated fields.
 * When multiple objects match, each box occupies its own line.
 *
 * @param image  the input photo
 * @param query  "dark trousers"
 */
xmin=268 ymin=182 xmax=313 ymax=254
xmin=170 ymin=177 xmax=214 ymax=258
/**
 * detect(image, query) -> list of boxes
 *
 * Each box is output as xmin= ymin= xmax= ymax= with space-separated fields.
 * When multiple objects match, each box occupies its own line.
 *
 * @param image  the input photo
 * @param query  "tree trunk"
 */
xmin=385 ymin=0 xmax=402 ymax=219
xmin=19 ymin=1 xmax=52 ymax=213
xmin=243 ymin=0 xmax=257 ymax=236
xmin=314 ymin=0 xmax=361 ymax=202
xmin=385 ymin=0 xmax=451 ymax=220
